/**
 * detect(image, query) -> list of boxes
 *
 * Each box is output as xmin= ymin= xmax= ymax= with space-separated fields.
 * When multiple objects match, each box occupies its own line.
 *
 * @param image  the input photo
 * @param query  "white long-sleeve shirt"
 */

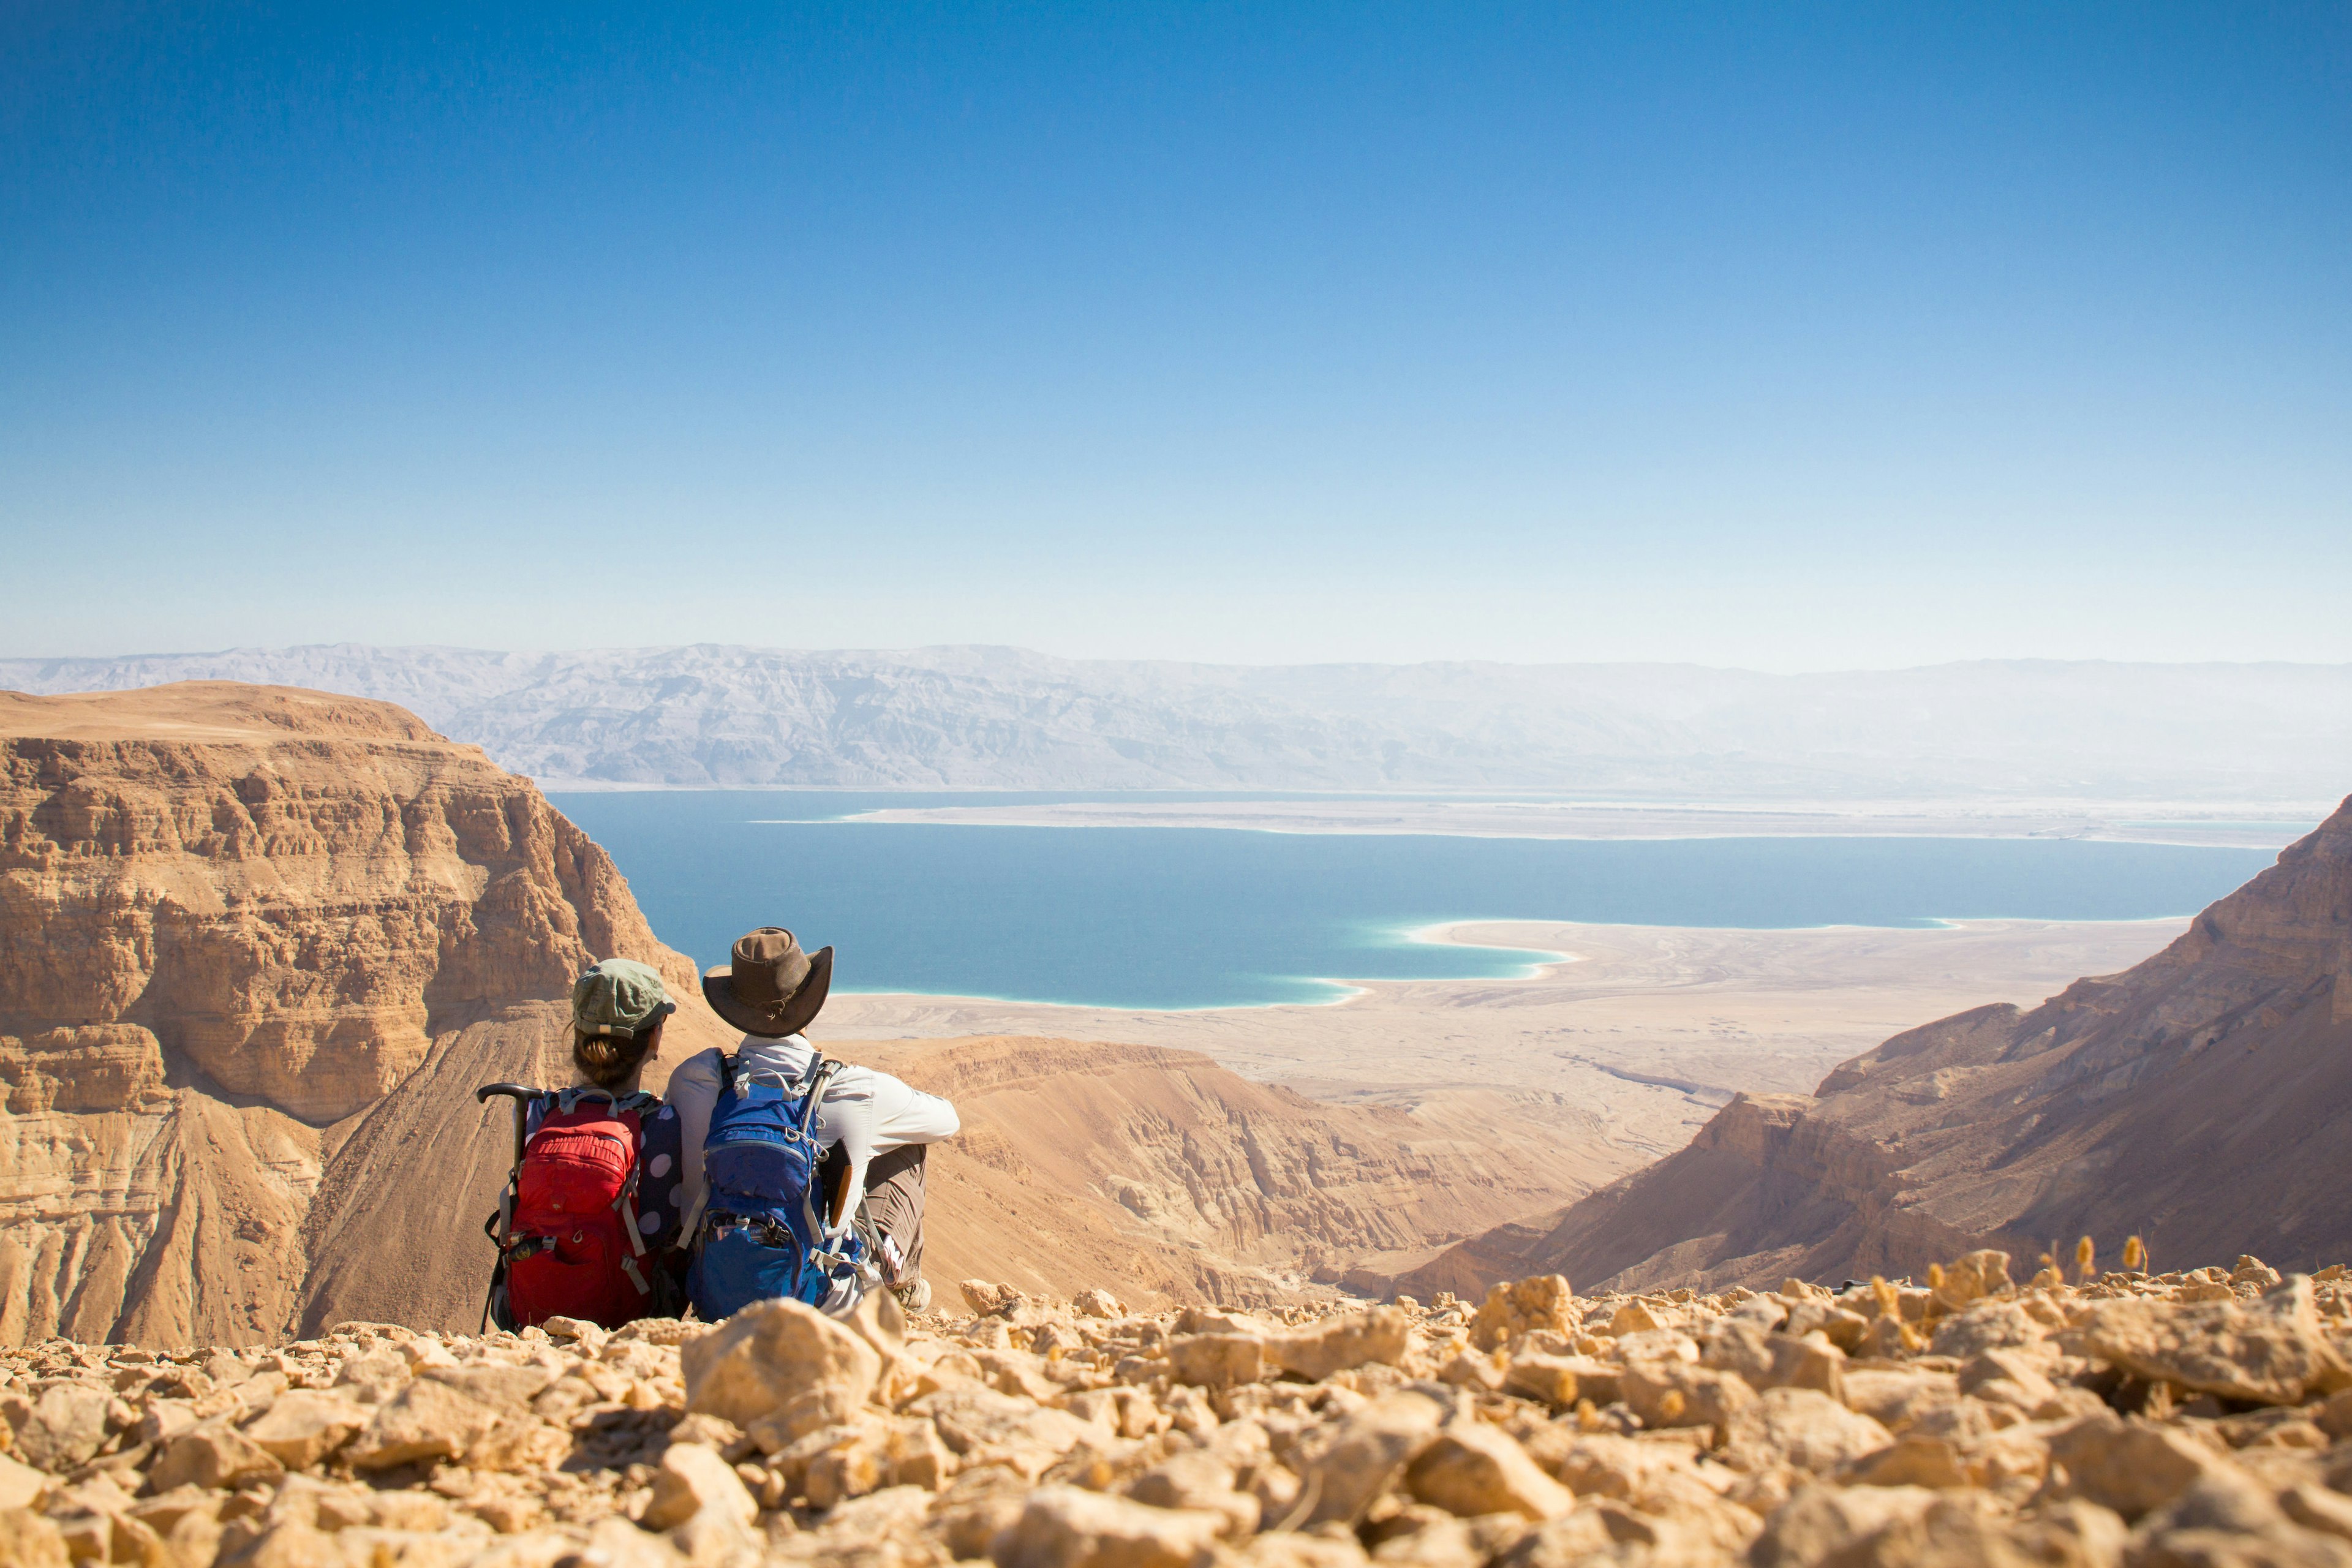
xmin=667 ymin=1034 xmax=959 ymax=1236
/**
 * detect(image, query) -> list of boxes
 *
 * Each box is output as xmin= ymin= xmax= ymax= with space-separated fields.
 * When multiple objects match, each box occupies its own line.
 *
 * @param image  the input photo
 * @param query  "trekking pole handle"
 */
xmin=476 ymin=1083 xmax=536 ymax=1169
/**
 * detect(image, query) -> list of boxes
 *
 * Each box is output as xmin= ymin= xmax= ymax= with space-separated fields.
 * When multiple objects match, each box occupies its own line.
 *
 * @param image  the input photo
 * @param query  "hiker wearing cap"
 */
xmin=478 ymin=957 xmax=690 ymax=1330
xmin=668 ymin=927 xmax=958 ymax=1313
xmin=571 ymin=957 xmax=676 ymax=1092
xmin=562 ymin=957 xmax=692 ymax=1257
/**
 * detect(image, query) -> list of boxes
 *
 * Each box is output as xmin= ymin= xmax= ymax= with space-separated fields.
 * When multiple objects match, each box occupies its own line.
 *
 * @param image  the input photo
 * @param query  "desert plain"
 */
xmin=826 ymin=916 xmax=2191 ymax=1211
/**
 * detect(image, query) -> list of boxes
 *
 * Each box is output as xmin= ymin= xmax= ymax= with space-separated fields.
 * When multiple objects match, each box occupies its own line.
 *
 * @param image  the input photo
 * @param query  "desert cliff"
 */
xmin=0 ymin=683 xmax=1585 ymax=1348
xmin=1403 ymin=793 xmax=2352 ymax=1298
xmin=0 ymin=682 xmax=728 ymax=1348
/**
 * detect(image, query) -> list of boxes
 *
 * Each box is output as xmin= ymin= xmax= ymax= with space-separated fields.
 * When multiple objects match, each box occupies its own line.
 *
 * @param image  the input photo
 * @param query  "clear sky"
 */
xmin=3 ymin=3 xmax=2346 ymax=669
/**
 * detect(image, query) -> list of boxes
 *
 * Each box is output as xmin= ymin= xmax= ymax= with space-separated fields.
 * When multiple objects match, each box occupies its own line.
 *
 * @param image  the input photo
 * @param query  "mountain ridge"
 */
xmin=6 ymin=642 xmax=2351 ymax=796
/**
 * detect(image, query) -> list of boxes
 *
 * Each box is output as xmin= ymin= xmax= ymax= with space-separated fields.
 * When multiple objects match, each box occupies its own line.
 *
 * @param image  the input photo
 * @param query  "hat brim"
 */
xmin=702 ymin=945 xmax=833 ymax=1037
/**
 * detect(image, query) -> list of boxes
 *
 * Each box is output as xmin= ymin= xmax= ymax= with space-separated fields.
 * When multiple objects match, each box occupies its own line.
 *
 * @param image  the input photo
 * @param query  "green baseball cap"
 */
xmin=571 ymin=958 xmax=674 ymax=1039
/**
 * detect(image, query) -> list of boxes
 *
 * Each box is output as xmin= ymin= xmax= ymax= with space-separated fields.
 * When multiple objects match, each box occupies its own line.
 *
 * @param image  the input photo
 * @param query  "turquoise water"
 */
xmin=549 ymin=792 xmax=2277 ymax=1009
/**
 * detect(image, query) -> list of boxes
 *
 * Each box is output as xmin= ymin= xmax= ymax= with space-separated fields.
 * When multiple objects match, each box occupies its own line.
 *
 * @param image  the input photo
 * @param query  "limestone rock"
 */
xmin=1267 ymin=1308 xmax=1412 ymax=1380
xmin=149 ymin=1419 xmax=285 ymax=1491
xmin=241 ymin=1389 xmax=368 ymax=1468
xmin=345 ymin=1378 xmax=502 ymax=1469
xmin=1292 ymin=1390 xmax=1451 ymax=1526
xmin=2086 ymin=1275 xmax=2349 ymax=1405
xmin=1403 ymin=1422 xmax=1572 ymax=1521
xmin=0 ymin=1455 xmax=47 ymax=1511
xmin=2043 ymin=1411 xmax=2230 ymax=1521
xmin=641 ymin=1442 xmax=758 ymax=1531
xmin=1723 ymin=1387 xmax=1891 ymax=1474
xmin=1127 ymin=1451 xmax=1259 ymax=1537
xmin=1618 ymin=1357 xmax=1756 ymax=1433
xmin=0 ymin=1509 xmax=69 ymax=1568
xmin=992 ymin=1485 xmax=1227 ymax=1568
xmin=683 ymin=1297 xmax=883 ymax=1439
xmin=1469 ymin=1277 xmax=1574 ymax=1351
xmin=963 ymin=1281 xmax=1025 ymax=1315
xmin=2 ymin=1382 xmax=110 ymax=1471
xmin=1169 ymin=1335 xmax=1264 ymax=1390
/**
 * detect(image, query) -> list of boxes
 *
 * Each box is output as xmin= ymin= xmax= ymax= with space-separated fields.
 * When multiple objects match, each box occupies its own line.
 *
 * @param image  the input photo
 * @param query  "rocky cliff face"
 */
xmin=1402 ymin=793 xmax=2352 ymax=1297
xmin=0 ymin=682 xmax=1582 ymax=1345
xmin=0 ymin=683 xmax=722 ymax=1348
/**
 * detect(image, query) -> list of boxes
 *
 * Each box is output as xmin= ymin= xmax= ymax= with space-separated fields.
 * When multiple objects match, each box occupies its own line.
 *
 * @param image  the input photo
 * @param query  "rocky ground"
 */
xmin=4 ymin=1254 xmax=2351 ymax=1568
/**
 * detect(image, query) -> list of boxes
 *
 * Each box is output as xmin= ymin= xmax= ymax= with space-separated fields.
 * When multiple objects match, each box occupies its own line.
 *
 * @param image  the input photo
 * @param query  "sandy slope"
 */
xmin=1400 ymin=794 xmax=2352 ymax=1295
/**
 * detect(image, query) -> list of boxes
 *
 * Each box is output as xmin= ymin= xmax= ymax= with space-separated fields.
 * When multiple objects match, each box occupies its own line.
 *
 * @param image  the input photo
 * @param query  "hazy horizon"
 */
xmin=12 ymin=638 xmax=2352 ymax=679
xmin=6 ymin=5 xmax=2348 ymax=668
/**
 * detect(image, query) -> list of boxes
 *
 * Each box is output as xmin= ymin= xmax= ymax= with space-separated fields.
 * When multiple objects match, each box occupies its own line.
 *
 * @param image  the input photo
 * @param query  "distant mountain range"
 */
xmin=4 ymin=643 xmax=2349 ymax=797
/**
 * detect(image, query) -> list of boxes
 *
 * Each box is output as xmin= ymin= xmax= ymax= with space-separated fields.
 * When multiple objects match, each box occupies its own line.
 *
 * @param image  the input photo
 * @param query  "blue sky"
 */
xmin=3 ymin=3 xmax=2346 ymax=668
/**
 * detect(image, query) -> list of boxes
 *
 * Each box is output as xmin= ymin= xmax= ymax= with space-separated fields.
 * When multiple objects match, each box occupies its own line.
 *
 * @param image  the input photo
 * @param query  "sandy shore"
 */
xmin=826 ymin=916 xmax=2190 ymax=1190
xmin=843 ymin=797 xmax=2320 ymax=847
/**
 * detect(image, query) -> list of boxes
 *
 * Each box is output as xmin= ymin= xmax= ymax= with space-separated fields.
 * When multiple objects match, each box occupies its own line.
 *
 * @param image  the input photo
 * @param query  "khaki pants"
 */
xmin=853 ymin=1144 xmax=928 ymax=1287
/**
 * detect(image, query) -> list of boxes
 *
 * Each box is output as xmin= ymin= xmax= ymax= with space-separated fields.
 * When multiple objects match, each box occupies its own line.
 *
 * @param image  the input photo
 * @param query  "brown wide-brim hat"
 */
xmin=703 ymin=926 xmax=834 ymax=1038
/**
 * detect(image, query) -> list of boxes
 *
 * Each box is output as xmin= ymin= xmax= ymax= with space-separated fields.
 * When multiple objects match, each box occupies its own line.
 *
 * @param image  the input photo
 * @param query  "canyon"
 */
xmin=0 ymin=684 xmax=1586 ymax=1348
xmin=1401 ymin=793 xmax=2352 ymax=1299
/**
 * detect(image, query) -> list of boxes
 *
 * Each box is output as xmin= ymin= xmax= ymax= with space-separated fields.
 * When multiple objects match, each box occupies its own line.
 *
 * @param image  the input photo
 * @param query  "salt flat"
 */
xmin=846 ymin=796 xmax=2320 ymax=848
xmin=826 ymin=916 xmax=2190 ymax=1191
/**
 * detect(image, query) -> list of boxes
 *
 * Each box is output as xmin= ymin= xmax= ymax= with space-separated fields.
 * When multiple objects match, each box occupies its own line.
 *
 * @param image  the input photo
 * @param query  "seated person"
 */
xmin=668 ymin=927 xmax=959 ymax=1311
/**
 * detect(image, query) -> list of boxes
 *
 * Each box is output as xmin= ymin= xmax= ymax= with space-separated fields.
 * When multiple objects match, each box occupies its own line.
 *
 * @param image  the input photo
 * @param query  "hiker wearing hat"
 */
xmin=668 ymin=927 xmax=958 ymax=1313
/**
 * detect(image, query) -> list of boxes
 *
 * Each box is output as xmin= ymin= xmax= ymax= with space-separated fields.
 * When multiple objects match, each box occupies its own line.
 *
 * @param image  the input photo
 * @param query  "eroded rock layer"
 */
xmin=1404 ymin=794 xmax=2352 ymax=1298
xmin=0 ymin=683 xmax=717 ymax=1348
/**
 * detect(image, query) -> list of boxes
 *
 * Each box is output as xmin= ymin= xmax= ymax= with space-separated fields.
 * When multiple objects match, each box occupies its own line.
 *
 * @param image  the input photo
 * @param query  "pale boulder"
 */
xmin=1169 ymin=1335 xmax=1265 ymax=1390
xmin=0 ymin=1454 xmax=47 ymax=1511
xmin=1292 ymin=1390 xmax=1451 ymax=1526
xmin=1468 ymin=1276 xmax=1574 ymax=1351
xmin=2 ymin=1383 xmax=110 ymax=1472
xmin=1403 ymin=1422 xmax=1573 ymax=1521
xmin=640 ymin=1442 xmax=758 ymax=1531
xmin=992 ymin=1485 xmax=1226 ymax=1568
xmin=1618 ymin=1358 xmax=1756 ymax=1433
xmin=345 ymin=1378 xmax=502 ymax=1469
xmin=149 ymin=1419 xmax=285 ymax=1491
xmin=683 ymin=1298 xmax=883 ymax=1439
xmin=1723 ymin=1388 xmax=1892 ymax=1475
xmin=2042 ymin=1411 xmax=2230 ymax=1521
xmin=1267 ymin=1308 xmax=1412 ymax=1380
xmin=1126 ymin=1450 xmax=1259 ymax=1537
xmin=2086 ymin=1275 xmax=2350 ymax=1406
xmin=0 ymin=1508 xmax=69 ymax=1568
xmin=1747 ymin=1481 xmax=1941 ymax=1568
xmin=241 ymin=1389 xmax=368 ymax=1469
xmin=421 ymin=1362 xmax=560 ymax=1413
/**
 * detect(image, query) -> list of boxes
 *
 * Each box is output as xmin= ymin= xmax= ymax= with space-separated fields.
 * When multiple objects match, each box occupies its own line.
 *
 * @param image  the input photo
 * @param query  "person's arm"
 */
xmin=815 ymin=1072 xmax=878 ymax=1232
xmin=867 ymin=1071 xmax=960 ymax=1150
xmin=668 ymin=1048 xmax=725 ymax=1234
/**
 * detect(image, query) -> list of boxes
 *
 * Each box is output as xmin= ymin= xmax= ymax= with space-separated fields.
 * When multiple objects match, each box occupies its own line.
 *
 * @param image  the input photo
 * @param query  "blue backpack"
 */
xmin=687 ymin=1050 xmax=876 ymax=1320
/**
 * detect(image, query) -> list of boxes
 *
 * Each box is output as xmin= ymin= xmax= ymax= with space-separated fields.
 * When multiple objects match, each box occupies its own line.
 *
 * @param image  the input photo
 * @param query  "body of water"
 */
xmin=549 ymin=792 xmax=2277 ymax=1009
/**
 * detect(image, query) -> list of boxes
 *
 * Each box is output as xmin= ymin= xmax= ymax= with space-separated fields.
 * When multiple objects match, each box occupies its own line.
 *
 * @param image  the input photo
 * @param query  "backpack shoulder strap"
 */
xmin=796 ymin=1056 xmax=837 ymax=1139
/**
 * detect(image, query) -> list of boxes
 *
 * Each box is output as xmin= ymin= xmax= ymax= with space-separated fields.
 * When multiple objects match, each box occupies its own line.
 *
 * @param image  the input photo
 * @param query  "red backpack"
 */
xmin=484 ymin=1088 xmax=663 ymax=1330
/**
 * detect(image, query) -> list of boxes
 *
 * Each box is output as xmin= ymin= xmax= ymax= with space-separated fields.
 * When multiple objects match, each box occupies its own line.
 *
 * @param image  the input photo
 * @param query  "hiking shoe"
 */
xmin=893 ymin=1276 xmax=932 ymax=1314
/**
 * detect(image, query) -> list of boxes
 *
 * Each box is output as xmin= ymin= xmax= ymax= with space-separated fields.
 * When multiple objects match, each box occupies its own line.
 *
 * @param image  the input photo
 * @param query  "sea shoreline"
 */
xmin=821 ymin=915 xmax=2195 ymax=1190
